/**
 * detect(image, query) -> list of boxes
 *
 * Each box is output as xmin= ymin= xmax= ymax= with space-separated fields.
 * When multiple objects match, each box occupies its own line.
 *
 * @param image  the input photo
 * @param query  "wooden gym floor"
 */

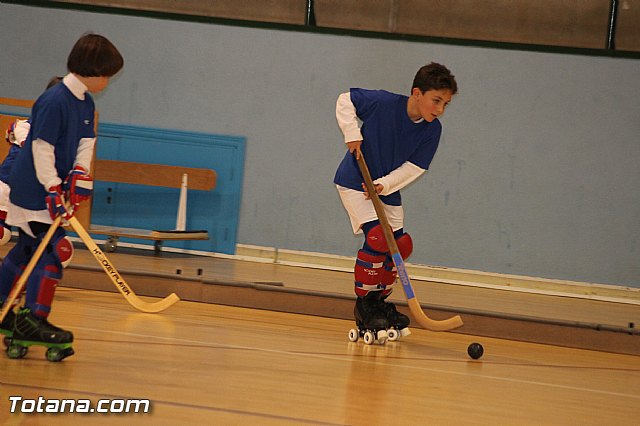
xmin=0 ymin=243 xmax=639 ymax=424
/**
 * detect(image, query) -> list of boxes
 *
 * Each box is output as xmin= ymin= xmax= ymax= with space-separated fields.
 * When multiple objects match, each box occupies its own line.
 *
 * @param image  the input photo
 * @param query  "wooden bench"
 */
xmin=90 ymin=159 xmax=216 ymax=253
xmin=1 ymin=98 xmax=217 ymax=253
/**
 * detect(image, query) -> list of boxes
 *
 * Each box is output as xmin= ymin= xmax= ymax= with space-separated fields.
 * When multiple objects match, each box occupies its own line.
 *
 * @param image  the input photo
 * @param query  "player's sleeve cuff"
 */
xmin=343 ymin=129 xmax=363 ymax=143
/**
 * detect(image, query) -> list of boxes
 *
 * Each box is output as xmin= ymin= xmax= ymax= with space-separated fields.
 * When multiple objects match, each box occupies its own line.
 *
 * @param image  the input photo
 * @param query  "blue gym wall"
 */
xmin=0 ymin=3 xmax=638 ymax=288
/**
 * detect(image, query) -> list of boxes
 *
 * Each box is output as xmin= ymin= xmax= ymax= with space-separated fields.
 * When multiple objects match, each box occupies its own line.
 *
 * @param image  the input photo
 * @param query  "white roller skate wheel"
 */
xmin=387 ymin=329 xmax=399 ymax=341
xmin=376 ymin=329 xmax=388 ymax=344
xmin=363 ymin=331 xmax=375 ymax=345
xmin=400 ymin=327 xmax=412 ymax=338
xmin=348 ymin=329 xmax=359 ymax=342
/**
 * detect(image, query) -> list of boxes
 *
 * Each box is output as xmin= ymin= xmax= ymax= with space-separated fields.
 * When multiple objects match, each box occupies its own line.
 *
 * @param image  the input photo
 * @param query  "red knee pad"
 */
xmin=367 ymin=225 xmax=413 ymax=260
xmin=54 ymin=236 xmax=74 ymax=268
xmin=365 ymin=224 xmax=389 ymax=253
xmin=396 ymin=232 xmax=413 ymax=260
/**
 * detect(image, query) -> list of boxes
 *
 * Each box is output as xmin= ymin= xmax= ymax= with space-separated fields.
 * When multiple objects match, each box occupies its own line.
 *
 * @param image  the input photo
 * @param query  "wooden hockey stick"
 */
xmin=356 ymin=154 xmax=463 ymax=331
xmin=0 ymin=216 xmax=63 ymax=323
xmin=66 ymin=216 xmax=180 ymax=313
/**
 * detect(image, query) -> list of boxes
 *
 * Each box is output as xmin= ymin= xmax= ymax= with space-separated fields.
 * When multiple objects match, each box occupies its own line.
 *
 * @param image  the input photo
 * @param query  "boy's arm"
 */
xmin=373 ymin=161 xmax=425 ymax=196
xmin=33 ymin=139 xmax=61 ymax=190
xmin=336 ymin=92 xmax=362 ymax=143
xmin=336 ymin=92 xmax=363 ymax=158
xmin=6 ymin=120 xmax=30 ymax=147
xmin=74 ymin=137 xmax=96 ymax=172
xmin=34 ymin=140 xmax=70 ymax=219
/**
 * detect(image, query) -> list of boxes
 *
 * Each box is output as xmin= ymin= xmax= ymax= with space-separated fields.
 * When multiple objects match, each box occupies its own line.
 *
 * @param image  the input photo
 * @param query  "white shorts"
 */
xmin=6 ymin=200 xmax=52 ymax=238
xmin=336 ymin=185 xmax=404 ymax=234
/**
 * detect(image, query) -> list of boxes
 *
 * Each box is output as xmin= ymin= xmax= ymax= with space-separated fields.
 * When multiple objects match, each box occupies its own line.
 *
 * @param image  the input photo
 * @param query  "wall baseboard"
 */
xmin=70 ymin=237 xmax=639 ymax=305
xmin=234 ymin=244 xmax=640 ymax=305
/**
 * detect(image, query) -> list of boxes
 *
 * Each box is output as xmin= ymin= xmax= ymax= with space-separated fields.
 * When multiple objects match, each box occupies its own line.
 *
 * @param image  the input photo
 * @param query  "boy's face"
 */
xmin=84 ymin=76 xmax=111 ymax=94
xmin=412 ymin=88 xmax=453 ymax=122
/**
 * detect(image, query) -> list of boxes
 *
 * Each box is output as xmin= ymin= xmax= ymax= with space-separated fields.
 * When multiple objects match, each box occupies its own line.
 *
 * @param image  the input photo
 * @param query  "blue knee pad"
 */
xmin=0 ymin=233 xmax=38 ymax=301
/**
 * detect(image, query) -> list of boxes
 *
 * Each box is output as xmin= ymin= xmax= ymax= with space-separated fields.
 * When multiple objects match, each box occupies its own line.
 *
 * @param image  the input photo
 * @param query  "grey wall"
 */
xmin=1 ymin=4 xmax=638 ymax=287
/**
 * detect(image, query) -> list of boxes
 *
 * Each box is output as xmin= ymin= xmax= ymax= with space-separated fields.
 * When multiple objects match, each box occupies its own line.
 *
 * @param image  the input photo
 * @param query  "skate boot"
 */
xmin=1 ymin=308 xmax=16 ymax=347
xmin=381 ymin=294 xmax=411 ymax=341
xmin=348 ymin=292 xmax=389 ymax=345
xmin=6 ymin=308 xmax=74 ymax=362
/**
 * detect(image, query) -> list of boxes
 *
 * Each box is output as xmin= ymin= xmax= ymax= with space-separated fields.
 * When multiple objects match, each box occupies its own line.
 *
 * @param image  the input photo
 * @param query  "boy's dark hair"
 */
xmin=67 ymin=33 xmax=124 ymax=78
xmin=412 ymin=62 xmax=458 ymax=95
xmin=46 ymin=76 xmax=63 ymax=90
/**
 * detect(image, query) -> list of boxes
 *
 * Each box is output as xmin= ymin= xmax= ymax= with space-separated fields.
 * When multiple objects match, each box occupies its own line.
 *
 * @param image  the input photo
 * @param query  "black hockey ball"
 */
xmin=467 ymin=342 xmax=484 ymax=359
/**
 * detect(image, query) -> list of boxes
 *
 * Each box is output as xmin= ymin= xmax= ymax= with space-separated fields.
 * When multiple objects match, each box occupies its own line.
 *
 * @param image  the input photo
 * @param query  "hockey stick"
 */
xmin=66 ymin=215 xmax=180 ymax=313
xmin=356 ymin=154 xmax=463 ymax=331
xmin=0 ymin=216 xmax=63 ymax=323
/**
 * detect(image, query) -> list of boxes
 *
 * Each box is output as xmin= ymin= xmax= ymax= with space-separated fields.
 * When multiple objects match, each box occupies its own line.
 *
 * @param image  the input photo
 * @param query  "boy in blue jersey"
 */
xmin=335 ymin=62 xmax=458 ymax=341
xmin=0 ymin=78 xmax=72 ymax=267
xmin=0 ymin=34 xmax=123 ymax=359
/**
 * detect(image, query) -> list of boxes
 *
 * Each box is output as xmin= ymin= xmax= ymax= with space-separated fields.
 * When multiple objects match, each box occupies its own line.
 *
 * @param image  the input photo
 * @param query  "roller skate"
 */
xmin=1 ymin=308 xmax=16 ymax=348
xmin=348 ymin=292 xmax=389 ymax=345
xmin=5 ymin=308 xmax=74 ymax=362
xmin=381 ymin=295 xmax=411 ymax=341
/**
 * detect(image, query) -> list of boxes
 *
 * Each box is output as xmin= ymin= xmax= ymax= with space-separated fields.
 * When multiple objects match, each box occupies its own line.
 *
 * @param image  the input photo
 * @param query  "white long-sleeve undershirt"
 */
xmin=33 ymin=139 xmax=60 ymax=189
xmin=335 ymin=92 xmax=363 ymax=143
xmin=33 ymin=137 xmax=95 ymax=190
xmin=11 ymin=120 xmax=30 ymax=146
xmin=374 ymin=161 xmax=425 ymax=195
xmin=74 ymin=137 xmax=95 ymax=171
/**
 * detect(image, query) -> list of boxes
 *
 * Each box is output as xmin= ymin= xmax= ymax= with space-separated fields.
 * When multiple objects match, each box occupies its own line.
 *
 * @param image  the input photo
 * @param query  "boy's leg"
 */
xmin=352 ymin=221 xmax=390 ymax=332
xmin=0 ymin=179 xmax=14 ymax=245
xmin=0 ymin=210 xmax=12 ymax=246
xmin=365 ymin=222 xmax=413 ymax=334
xmin=13 ymin=223 xmax=73 ymax=345
xmin=0 ymin=230 xmax=36 ymax=336
xmin=0 ymin=224 xmax=72 ymax=317
xmin=337 ymin=187 xmax=405 ymax=339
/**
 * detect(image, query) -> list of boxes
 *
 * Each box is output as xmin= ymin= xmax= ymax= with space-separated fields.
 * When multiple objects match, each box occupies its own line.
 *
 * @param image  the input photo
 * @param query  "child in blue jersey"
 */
xmin=0 ymin=119 xmax=29 ymax=245
xmin=0 ymin=34 xmax=123 ymax=358
xmin=335 ymin=62 xmax=458 ymax=341
xmin=0 ymin=77 xmax=65 ymax=248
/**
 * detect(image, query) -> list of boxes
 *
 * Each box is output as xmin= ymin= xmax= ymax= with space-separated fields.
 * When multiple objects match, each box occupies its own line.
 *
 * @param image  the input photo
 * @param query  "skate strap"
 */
xmin=355 ymin=258 xmax=384 ymax=269
xmin=354 ymin=282 xmax=388 ymax=292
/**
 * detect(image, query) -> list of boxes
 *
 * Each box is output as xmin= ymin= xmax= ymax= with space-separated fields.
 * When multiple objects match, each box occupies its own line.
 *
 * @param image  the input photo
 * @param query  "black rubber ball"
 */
xmin=467 ymin=342 xmax=484 ymax=359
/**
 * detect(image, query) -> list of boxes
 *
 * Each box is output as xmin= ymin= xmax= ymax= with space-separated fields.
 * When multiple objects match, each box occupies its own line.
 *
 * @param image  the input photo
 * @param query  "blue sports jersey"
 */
xmin=334 ymin=89 xmax=442 ymax=206
xmin=0 ymin=144 xmax=23 ymax=184
xmin=9 ymin=82 xmax=95 ymax=210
